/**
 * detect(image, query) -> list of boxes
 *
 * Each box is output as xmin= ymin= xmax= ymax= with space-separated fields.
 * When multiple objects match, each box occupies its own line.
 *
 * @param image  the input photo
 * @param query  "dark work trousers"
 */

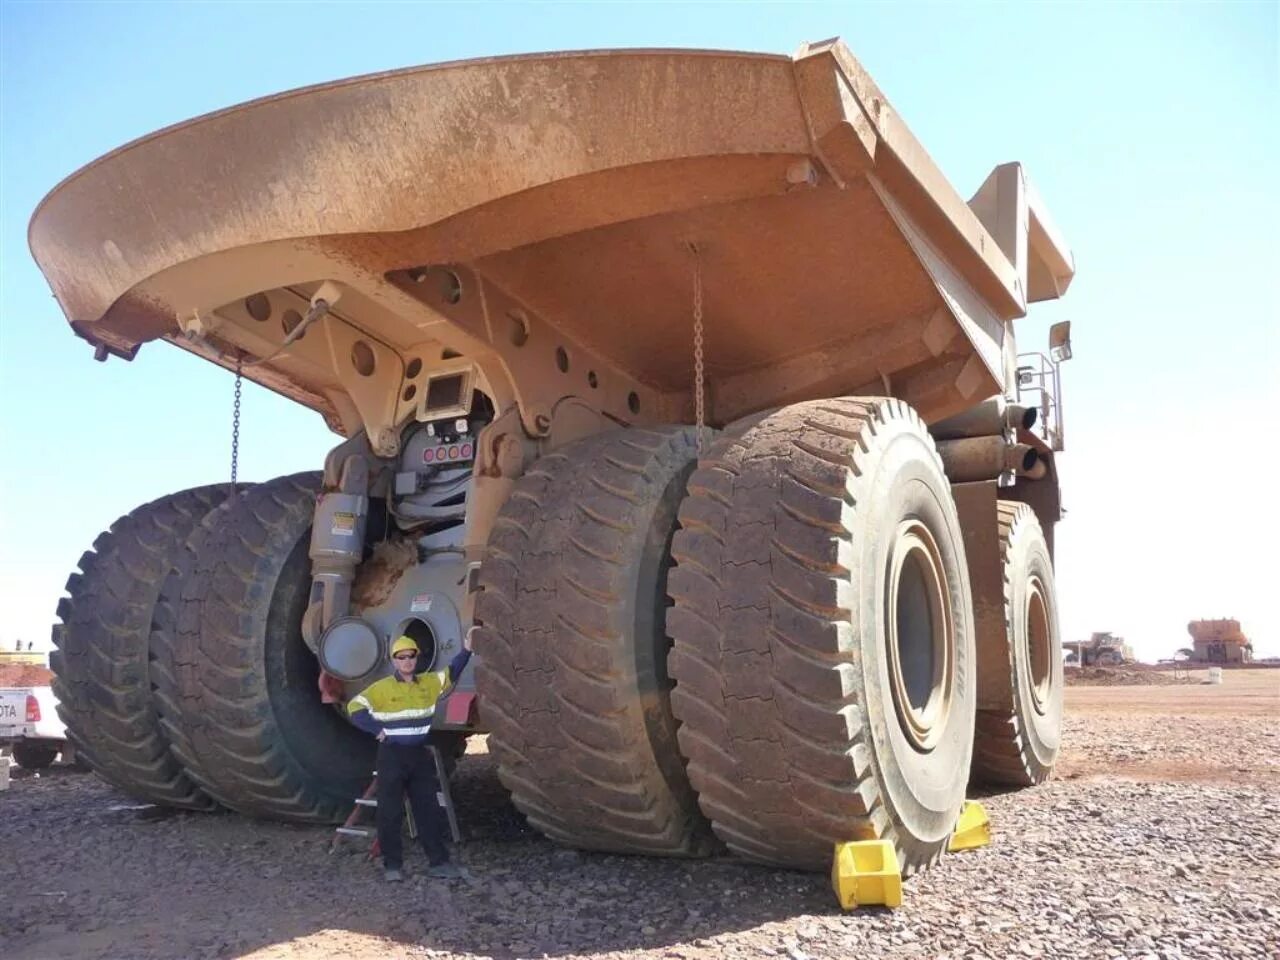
xmin=376 ymin=741 xmax=449 ymax=869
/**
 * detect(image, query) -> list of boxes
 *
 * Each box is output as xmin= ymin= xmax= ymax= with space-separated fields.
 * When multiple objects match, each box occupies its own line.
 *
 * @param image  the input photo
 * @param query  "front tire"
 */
xmin=667 ymin=398 xmax=976 ymax=872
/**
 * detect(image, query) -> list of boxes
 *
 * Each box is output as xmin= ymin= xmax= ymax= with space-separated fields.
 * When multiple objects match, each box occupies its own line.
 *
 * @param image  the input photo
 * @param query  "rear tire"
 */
xmin=970 ymin=501 xmax=1063 ymax=786
xmin=474 ymin=426 xmax=714 ymax=856
xmin=49 ymin=485 xmax=231 ymax=808
xmin=13 ymin=741 xmax=59 ymax=770
xmin=150 ymin=493 xmax=245 ymax=809
xmin=163 ymin=473 xmax=375 ymax=822
xmin=667 ymin=398 xmax=975 ymax=872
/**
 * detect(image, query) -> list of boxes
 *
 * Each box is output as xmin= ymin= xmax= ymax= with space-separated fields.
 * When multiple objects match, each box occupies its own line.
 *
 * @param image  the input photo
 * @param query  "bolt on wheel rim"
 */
xmin=886 ymin=520 xmax=954 ymax=752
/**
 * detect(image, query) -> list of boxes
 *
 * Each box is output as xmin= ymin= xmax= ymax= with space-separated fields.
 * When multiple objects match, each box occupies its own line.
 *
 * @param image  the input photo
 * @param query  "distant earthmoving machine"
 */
xmin=1185 ymin=619 xmax=1252 ymax=664
xmin=1065 ymin=632 xmax=1133 ymax=667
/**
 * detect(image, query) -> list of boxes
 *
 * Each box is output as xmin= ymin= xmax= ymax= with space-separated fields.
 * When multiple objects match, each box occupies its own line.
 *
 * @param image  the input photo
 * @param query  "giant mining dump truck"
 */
xmin=30 ymin=39 xmax=1074 ymax=873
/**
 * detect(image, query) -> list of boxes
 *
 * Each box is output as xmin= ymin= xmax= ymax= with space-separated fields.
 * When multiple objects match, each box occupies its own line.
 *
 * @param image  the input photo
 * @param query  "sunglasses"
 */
xmin=393 ymin=652 xmax=418 ymax=661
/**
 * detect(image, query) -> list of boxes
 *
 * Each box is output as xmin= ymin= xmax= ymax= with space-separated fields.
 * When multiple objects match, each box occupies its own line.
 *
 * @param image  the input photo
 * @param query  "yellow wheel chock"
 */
xmin=831 ymin=802 xmax=991 ymax=909
xmin=948 ymin=800 xmax=991 ymax=852
xmin=831 ymin=840 xmax=902 ymax=910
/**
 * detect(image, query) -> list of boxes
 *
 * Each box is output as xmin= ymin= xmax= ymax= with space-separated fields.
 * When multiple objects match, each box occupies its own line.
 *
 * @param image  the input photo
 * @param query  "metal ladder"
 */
xmin=329 ymin=744 xmax=461 ymax=857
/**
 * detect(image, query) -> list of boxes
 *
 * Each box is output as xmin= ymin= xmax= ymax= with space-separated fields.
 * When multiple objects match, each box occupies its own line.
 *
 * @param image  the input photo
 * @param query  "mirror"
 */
xmin=1049 ymin=320 xmax=1072 ymax=362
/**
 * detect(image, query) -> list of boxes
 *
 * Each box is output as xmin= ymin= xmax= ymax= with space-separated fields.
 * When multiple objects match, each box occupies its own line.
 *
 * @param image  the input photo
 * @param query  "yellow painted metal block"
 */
xmin=948 ymin=800 xmax=991 ymax=852
xmin=831 ymin=839 xmax=903 ymax=910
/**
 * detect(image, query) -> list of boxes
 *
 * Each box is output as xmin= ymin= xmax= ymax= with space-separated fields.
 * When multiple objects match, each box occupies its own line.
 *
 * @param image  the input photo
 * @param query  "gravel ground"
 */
xmin=1 ymin=673 xmax=1276 ymax=960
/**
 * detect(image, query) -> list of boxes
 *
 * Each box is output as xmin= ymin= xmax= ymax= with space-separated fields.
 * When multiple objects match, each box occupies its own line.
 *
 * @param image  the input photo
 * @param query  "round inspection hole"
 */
xmin=627 ymin=392 xmax=640 ymax=414
xmin=351 ymin=340 xmax=376 ymax=377
xmin=281 ymin=309 xmax=305 ymax=340
xmin=587 ymin=370 xmax=598 ymax=389
xmin=507 ymin=310 xmax=529 ymax=347
xmin=244 ymin=293 xmax=272 ymax=323
xmin=555 ymin=346 xmax=569 ymax=373
xmin=395 ymin=617 xmax=439 ymax=671
xmin=405 ymin=357 xmax=423 ymax=380
xmin=402 ymin=384 xmax=418 ymax=403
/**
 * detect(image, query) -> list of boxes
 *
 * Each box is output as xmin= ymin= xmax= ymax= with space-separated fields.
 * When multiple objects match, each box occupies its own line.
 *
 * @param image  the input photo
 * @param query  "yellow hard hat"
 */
xmin=390 ymin=635 xmax=419 ymax=657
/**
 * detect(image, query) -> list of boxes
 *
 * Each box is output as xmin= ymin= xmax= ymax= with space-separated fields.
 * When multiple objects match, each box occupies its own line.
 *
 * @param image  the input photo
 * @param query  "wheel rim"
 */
xmin=1025 ymin=577 xmax=1052 ymax=714
xmin=886 ymin=520 xmax=954 ymax=752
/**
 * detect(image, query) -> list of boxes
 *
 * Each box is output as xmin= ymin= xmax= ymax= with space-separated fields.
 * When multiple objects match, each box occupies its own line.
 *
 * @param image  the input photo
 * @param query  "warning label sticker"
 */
xmin=331 ymin=512 xmax=356 ymax=536
xmin=410 ymin=594 xmax=433 ymax=613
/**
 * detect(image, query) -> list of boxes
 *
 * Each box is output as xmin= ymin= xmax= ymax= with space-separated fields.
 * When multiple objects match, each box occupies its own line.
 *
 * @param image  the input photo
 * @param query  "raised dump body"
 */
xmin=31 ymin=39 xmax=1075 ymax=874
xmin=30 ymin=40 xmax=1072 ymax=444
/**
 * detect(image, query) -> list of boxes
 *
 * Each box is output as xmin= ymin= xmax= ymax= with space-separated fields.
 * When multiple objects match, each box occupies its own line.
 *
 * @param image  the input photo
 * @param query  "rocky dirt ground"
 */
xmin=1062 ymin=665 xmax=1193 ymax=687
xmin=2 ymin=668 xmax=1276 ymax=960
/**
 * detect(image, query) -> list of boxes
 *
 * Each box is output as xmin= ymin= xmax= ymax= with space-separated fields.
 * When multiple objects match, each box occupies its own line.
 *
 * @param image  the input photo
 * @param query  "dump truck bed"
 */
xmin=29 ymin=40 xmax=1074 ymax=430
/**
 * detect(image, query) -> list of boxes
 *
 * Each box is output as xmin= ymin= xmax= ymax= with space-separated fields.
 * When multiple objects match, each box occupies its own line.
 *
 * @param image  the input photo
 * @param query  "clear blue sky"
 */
xmin=1 ymin=2 xmax=1276 ymax=661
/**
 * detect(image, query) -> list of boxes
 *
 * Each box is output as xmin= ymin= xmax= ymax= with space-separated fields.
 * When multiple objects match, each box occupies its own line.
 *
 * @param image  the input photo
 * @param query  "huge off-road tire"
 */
xmin=150 ymin=492 xmax=247 ymax=809
xmin=970 ymin=501 xmax=1063 ymax=786
xmin=160 ymin=472 xmax=374 ymax=822
xmin=49 ymin=485 xmax=232 ymax=808
xmin=667 ymin=398 xmax=976 ymax=872
xmin=474 ymin=427 xmax=714 ymax=856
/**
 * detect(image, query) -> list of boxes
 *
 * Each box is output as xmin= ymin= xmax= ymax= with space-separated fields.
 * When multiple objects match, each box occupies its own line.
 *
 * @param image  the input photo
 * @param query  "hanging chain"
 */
xmin=230 ymin=357 xmax=242 ymax=494
xmin=691 ymin=246 xmax=707 ymax=454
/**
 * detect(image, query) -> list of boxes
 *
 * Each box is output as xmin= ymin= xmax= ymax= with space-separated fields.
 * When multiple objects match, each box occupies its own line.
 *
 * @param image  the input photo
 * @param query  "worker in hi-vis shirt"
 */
xmin=348 ymin=627 xmax=473 ymax=882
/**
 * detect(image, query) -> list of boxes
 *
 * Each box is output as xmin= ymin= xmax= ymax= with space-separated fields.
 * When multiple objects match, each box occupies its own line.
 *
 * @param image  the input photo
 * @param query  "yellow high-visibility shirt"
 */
xmin=347 ymin=668 xmax=453 ymax=745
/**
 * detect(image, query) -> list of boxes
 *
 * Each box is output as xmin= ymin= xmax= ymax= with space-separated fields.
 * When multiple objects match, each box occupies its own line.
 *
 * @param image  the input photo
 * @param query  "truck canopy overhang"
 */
xmin=28 ymin=40 xmax=1075 ymax=430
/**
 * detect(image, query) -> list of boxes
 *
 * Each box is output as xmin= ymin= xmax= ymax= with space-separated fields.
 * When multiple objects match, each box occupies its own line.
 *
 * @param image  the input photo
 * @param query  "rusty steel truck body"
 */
xmin=30 ymin=39 xmax=1073 ymax=871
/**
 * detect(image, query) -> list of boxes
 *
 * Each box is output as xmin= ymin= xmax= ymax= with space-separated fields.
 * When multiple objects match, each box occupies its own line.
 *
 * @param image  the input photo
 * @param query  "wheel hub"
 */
xmin=1025 ymin=576 xmax=1052 ymax=715
xmin=886 ymin=520 xmax=955 ymax=752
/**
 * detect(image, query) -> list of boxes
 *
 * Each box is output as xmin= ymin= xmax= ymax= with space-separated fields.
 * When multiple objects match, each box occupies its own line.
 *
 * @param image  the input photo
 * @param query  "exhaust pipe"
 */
xmin=935 ymin=436 xmax=1040 ymax=483
xmin=1021 ymin=457 xmax=1048 ymax=481
xmin=930 ymin=397 xmax=1038 ymax=441
xmin=1010 ymin=404 xmax=1037 ymax=432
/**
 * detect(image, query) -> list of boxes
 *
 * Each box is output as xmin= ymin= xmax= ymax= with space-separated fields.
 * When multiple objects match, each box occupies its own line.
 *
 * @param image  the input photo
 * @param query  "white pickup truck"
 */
xmin=0 ymin=686 xmax=70 ymax=770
